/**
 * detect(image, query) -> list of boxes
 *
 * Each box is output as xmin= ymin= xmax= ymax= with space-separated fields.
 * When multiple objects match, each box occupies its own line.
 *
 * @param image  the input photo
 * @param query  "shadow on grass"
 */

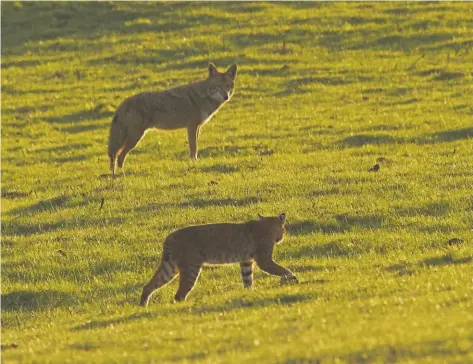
xmin=70 ymin=292 xmax=312 ymax=332
xmin=2 ymin=2 xmax=197 ymax=56
xmin=292 ymin=241 xmax=351 ymax=259
xmin=338 ymin=134 xmax=397 ymax=147
xmin=433 ymin=71 xmax=464 ymax=82
xmin=294 ymin=263 xmax=335 ymax=274
xmin=288 ymin=214 xmax=383 ymax=236
xmin=335 ymin=214 xmax=383 ymax=229
xmin=3 ymin=2 xmax=466 ymax=63
xmin=200 ymin=164 xmax=239 ymax=174
xmin=86 ymin=258 xmax=161 ymax=279
xmin=59 ymin=123 xmax=108 ymax=134
xmin=355 ymin=33 xmax=456 ymax=52
xmin=6 ymin=194 xmax=90 ymax=216
xmin=331 ymin=127 xmax=473 ymax=150
xmin=135 ymin=197 xmax=260 ymax=213
xmin=54 ymin=155 xmax=89 ymax=163
xmin=385 ymin=263 xmax=417 ymax=276
xmin=421 ymin=254 xmax=472 ymax=267
xmin=394 ymin=202 xmax=450 ymax=217
xmin=417 ymin=224 xmax=458 ymax=234
xmin=336 ymin=338 xmax=457 ymax=363
xmin=2 ymin=290 xmax=78 ymax=312
xmin=1 ymin=189 xmax=31 ymax=199
xmin=69 ymin=342 xmax=101 ymax=352
xmin=2 ymin=215 xmax=124 ymax=236
xmin=35 ymin=143 xmax=92 ymax=153
xmin=159 ymin=54 xmax=299 ymax=75
xmin=287 ymin=221 xmax=323 ymax=235
xmin=2 ymin=59 xmax=42 ymax=69
xmin=159 ymin=56 xmax=243 ymax=73
xmin=184 ymin=145 xmax=253 ymax=159
xmin=336 ymin=127 xmax=473 ymax=149
xmin=274 ymin=74 xmax=375 ymax=97
xmin=46 ymin=110 xmax=113 ymax=124
xmin=1 ymin=85 xmax=63 ymax=96
xmin=87 ymin=48 xmax=201 ymax=67
xmin=416 ymin=127 xmax=473 ymax=144
xmin=72 ymin=312 xmax=155 ymax=331
xmin=274 ymin=88 xmax=313 ymax=98
xmin=386 ymin=253 xmax=472 ymax=276
xmin=8 ymin=196 xmax=70 ymax=215
xmin=317 ymin=25 xmax=457 ymax=53
xmin=225 ymin=31 xmax=282 ymax=49
xmin=191 ymin=292 xmax=314 ymax=315
xmin=414 ymin=69 xmax=465 ymax=82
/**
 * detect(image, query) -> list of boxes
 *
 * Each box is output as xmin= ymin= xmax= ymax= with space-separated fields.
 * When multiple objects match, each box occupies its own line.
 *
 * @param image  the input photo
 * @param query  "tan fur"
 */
xmin=140 ymin=213 xmax=298 ymax=306
xmin=108 ymin=62 xmax=237 ymax=176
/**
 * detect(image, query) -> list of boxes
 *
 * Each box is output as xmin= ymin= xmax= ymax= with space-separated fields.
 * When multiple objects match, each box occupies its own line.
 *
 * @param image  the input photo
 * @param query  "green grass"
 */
xmin=2 ymin=2 xmax=473 ymax=363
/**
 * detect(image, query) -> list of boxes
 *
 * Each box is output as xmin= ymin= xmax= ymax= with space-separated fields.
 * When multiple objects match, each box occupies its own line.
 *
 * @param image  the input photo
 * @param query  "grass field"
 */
xmin=2 ymin=2 xmax=473 ymax=363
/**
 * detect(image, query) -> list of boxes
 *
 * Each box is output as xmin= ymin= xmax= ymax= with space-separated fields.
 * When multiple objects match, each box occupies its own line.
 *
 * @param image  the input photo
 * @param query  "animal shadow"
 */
xmin=192 ymin=292 xmax=314 ymax=315
xmin=72 ymin=312 xmax=155 ymax=331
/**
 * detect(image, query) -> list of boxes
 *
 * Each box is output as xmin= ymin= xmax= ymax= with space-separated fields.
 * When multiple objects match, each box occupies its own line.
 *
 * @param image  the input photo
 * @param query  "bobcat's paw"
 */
xmin=280 ymin=275 xmax=299 ymax=285
xmin=139 ymin=297 xmax=149 ymax=307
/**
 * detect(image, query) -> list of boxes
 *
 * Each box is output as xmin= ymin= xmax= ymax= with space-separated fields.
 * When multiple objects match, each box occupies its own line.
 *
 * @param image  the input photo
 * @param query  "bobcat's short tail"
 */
xmin=108 ymin=114 xmax=127 ymax=177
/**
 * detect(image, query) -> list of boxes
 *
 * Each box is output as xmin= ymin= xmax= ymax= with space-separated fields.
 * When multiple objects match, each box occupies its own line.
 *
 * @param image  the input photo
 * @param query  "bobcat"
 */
xmin=108 ymin=62 xmax=237 ymax=176
xmin=140 ymin=213 xmax=298 ymax=306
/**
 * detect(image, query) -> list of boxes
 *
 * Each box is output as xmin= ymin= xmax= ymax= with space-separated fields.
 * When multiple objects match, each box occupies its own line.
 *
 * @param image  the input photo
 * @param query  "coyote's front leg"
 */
xmin=187 ymin=123 xmax=201 ymax=160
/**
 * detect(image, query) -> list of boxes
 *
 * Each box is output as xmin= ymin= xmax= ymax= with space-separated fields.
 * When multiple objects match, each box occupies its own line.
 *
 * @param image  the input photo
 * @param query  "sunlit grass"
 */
xmin=2 ymin=2 xmax=473 ymax=363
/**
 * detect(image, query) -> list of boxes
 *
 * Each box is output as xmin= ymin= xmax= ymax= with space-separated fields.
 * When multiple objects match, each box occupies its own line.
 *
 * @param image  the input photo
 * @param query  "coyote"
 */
xmin=140 ymin=213 xmax=298 ymax=306
xmin=108 ymin=62 xmax=237 ymax=176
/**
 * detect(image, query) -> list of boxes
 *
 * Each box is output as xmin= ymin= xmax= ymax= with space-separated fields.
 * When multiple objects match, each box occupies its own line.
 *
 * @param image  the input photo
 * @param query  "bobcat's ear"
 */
xmin=279 ymin=213 xmax=286 ymax=222
xmin=258 ymin=213 xmax=264 ymax=221
xmin=208 ymin=62 xmax=219 ymax=78
xmin=225 ymin=64 xmax=237 ymax=80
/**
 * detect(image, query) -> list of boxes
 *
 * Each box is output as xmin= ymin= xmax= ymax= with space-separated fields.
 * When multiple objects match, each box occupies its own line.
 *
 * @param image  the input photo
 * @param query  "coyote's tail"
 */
xmin=108 ymin=114 xmax=127 ymax=177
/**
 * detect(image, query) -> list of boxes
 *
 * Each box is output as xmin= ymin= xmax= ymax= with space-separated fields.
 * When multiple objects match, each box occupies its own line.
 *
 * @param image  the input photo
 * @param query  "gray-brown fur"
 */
xmin=140 ymin=213 xmax=298 ymax=306
xmin=240 ymin=261 xmax=254 ymax=288
xmin=108 ymin=62 xmax=237 ymax=176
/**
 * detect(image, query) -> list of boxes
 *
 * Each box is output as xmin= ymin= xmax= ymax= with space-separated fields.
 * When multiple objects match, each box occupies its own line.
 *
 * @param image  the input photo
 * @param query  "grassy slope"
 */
xmin=2 ymin=2 xmax=472 ymax=363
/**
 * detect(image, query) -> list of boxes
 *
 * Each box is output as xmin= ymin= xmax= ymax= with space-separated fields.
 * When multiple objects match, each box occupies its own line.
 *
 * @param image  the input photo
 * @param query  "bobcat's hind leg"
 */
xmin=174 ymin=265 xmax=202 ymax=302
xmin=140 ymin=261 xmax=178 ymax=307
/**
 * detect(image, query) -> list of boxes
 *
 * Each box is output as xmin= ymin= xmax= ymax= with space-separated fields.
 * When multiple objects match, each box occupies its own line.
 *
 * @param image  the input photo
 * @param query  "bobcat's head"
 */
xmin=207 ymin=62 xmax=237 ymax=103
xmin=258 ymin=213 xmax=287 ymax=244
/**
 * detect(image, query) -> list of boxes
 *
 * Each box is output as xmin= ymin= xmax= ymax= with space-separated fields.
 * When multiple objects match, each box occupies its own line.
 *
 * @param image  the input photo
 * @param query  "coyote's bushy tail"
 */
xmin=108 ymin=114 xmax=127 ymax=176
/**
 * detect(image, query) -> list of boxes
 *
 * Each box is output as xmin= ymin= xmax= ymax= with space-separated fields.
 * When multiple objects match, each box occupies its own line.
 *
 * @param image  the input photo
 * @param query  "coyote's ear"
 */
xmin=208 ymin=62 xmax=219 ymax=78
xmin=279 ymin=213 xmax=286 ymax=222
xmin=258 ymin=213 xmax=264 ymax=221
xmin=225 ymin=64 xmax=237 ymax=80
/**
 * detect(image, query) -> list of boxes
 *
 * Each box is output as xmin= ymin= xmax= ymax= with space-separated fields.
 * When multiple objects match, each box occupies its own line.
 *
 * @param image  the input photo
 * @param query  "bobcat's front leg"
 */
xmin=240 ymin=261 xmax=254 ymax=288
xmin=255 ymin=253 xmax=298 ymax=285
xmin=187 ymin=124 xmax=201 ymax=160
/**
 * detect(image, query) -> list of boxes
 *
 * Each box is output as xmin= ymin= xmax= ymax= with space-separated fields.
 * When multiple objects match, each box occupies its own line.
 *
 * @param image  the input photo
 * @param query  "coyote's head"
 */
xmin=207 ymin=62 xmax=237 ymax=103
